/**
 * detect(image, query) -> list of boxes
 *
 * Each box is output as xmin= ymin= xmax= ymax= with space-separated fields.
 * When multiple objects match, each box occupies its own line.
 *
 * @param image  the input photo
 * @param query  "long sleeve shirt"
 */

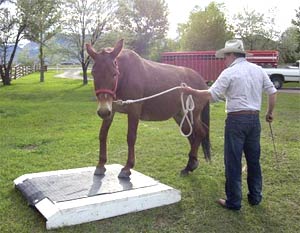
xmin=208 ymin=58 xmax=277 ymax=113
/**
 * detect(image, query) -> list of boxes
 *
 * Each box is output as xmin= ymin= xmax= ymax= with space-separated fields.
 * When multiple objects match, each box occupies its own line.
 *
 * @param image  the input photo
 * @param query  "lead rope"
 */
xmin=113 ymin=83 xmax=195 ymax=137
xmin=179 ymin=93 xmax=194 ymax=137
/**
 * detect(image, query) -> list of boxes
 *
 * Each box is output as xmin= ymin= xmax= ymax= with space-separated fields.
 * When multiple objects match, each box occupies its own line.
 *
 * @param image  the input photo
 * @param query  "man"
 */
xmin=182 ymin=39 xmax=277 ymax=210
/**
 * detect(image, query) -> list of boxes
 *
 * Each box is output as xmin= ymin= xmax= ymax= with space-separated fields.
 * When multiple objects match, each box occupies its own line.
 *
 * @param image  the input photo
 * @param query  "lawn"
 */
xmin=283 ymin=82 xmax=300 ymax=88
xmin=0 ymin=71 xmax=299 ymax=233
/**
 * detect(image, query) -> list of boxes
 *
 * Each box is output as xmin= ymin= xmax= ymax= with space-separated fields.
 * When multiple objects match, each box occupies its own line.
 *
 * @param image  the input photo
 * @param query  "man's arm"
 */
xmin=266 ymin=93 xmax=277 ymax=122
xmin=181 ymin=87 xmax=213 ymax=102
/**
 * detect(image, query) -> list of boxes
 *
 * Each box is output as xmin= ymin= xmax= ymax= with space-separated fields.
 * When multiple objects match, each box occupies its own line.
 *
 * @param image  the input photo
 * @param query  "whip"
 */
xmin=269 ymin=122 xmax=279 ymax=164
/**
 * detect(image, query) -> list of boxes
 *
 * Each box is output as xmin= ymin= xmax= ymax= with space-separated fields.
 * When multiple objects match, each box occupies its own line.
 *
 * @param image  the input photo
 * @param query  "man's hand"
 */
xmin=181 ymin=86 xmax=195 ymax=95
xmin=265 ymin=112 xmax=274 ymax=122
xmin=266 ymin=93 xmax=276 ymax=123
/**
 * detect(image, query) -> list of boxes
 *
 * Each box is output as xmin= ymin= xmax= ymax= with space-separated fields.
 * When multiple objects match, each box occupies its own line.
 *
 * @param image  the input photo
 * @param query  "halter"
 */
xmin=95 ymin=76 xmax=118 ymax=99
xmin=94 ymin=62 xmax=119 ymax=99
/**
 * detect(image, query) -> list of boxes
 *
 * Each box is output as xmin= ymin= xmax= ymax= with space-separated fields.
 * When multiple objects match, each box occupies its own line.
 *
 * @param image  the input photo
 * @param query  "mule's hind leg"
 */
xmin=95 ymin=117 xmax=114 ymax=175
xmin=174 ymin=111 xmax=204 ymax=176
xmin=181 ymin=134 xmax=201 ymax=176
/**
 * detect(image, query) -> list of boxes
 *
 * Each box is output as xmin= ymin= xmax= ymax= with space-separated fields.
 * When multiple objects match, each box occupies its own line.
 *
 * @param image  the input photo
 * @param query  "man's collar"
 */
xmin=229 ymin=57 xmax=246 ymax=67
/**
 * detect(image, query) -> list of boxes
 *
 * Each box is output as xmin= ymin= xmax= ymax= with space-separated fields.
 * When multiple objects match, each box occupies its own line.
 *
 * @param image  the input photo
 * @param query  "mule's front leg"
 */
xmin=118 ymin=114 xmax=139 ymax=178
xmin=95 ymin=117 xmax=114 ymax=175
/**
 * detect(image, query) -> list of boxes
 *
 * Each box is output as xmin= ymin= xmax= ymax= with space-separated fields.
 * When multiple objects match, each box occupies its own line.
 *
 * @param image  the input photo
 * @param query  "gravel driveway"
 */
xmin=54 ymin=69 xmax=83 ymax=79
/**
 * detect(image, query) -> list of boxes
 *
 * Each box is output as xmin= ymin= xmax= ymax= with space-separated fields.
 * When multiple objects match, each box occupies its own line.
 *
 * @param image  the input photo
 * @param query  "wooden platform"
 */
xmin=14 ymin=164 xmax=181 ymax=229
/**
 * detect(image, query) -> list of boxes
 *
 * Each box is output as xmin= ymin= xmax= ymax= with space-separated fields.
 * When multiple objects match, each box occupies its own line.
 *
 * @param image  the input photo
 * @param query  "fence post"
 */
xmin=14 ymin=66 xmax=17 ymax=79
xmin=11 ymin=64 xmax=39 ymax=79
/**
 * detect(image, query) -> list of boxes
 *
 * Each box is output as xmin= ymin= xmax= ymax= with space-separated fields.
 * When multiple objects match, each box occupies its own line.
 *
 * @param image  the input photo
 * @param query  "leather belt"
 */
xmin=228 ymin=110 xmax=259 ymax=115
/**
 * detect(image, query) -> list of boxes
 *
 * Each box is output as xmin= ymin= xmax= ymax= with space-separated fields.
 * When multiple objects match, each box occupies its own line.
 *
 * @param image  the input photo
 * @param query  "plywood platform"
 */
xmin=14 ymin=164 xmax=181 ymax=229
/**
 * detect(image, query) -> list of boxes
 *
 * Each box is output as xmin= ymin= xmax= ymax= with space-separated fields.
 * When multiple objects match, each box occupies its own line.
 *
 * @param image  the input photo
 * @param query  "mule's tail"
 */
xmin=201 ymin=102 xmax=211 ymax=161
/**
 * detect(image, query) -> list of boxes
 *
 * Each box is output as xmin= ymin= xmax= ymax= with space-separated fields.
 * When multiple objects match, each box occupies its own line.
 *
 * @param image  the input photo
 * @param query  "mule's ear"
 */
xmin=86 ymin=44 xmax=98 ymax=60
xmin=110 ymin=39 xmax=124 ymax=59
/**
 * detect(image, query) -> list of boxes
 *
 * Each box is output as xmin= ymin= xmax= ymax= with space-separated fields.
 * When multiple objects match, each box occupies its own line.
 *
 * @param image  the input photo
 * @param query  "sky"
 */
xmin=165 ymin=0 xmax=299 ymax=38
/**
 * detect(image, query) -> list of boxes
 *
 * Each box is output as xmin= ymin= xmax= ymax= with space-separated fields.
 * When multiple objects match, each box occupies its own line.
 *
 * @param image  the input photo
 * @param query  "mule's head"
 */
xmin=86 ymin=39 xmax=123 ymax=119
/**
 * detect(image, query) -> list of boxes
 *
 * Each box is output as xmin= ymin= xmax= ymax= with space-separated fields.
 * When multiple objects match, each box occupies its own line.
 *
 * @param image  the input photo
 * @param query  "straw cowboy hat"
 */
xmin=215 ymin=39 xmax=246 ymax=58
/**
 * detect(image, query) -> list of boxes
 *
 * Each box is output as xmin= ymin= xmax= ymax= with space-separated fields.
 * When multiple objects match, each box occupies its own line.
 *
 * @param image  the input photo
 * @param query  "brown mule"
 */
xmin=86 ymin=39 xmax=211 ymax=178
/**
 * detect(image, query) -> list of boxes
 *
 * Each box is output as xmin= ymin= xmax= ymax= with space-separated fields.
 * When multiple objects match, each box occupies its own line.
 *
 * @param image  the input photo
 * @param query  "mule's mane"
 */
xmin=100 ymin=48 xmax=113 ymax=54
xmin=97 ymin=46 xmax=144 ymax=63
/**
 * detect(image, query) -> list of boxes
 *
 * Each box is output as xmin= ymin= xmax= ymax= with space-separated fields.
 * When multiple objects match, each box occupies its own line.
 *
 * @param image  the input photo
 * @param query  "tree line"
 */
xmin=1 ymin=0 xmax=299 ymax=86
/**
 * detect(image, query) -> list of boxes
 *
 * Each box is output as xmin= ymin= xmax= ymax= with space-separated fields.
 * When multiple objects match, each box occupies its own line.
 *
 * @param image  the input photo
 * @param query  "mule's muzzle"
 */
xmin=96 ymin=94 xmax=113 ymax=119
xmin=97 ymin=108 xmax=112 ymax=119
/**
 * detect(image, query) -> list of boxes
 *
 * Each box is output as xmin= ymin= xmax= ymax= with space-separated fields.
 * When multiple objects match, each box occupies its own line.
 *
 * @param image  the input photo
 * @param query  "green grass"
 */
xmin=0 ymin=72 xmax=300 ymax=233
xmin=283 ymin=82 xmax=300 ymax=88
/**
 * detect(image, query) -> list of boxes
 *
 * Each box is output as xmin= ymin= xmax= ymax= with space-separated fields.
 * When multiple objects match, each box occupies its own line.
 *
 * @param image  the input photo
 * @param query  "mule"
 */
xmin=86 ymin=39 xmax=211 ymax=178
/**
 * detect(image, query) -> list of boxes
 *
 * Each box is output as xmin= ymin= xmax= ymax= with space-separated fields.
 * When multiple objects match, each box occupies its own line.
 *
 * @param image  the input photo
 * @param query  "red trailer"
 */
xmin=161 ymin=50 xmax=279 ymax=82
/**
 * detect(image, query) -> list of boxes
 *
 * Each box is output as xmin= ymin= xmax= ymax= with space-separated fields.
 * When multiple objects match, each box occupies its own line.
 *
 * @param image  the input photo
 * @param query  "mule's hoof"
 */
xmin=118 ymin=169 xmax=131 ymax=179
xmin=94 ymin=166 xmax=106 ymax=175
xmin=180 ymin=169 xmax=190 ymax=176
xmin=189 ymin=160 xmax=199 ymax=171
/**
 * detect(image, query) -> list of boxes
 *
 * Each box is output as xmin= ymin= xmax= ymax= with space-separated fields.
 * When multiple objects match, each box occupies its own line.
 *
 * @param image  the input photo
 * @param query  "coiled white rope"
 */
xmin=113 ymin=83 xmax=195 ymax=137
xmin=179 ymin=93 xmax=194 ymax=137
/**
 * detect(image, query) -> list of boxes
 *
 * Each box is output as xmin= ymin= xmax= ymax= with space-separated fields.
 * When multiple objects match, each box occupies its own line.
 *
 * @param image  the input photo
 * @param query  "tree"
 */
xmin=143 ymin=38 xmax=181 ymax=62
xmin=291 ymin=6 xmax=300 ymax=53
xmin=0 ymin=1 xmax=26 ymax=85
xmin=37 ymin=33 xmax=76 ymax=65
xmin=62 ymin=0 xmax=117 ymax=85
xmin=178 ymin=2 xmax=233 ymax=51
xmin=116 ymin=0 xmax=168 ymax=57
xmin=18 ymin=0 xmax=62 ymax=82
xmin=279 ymin=27 xmax=300 ymax=63
xmin=232 ymin=8 xmax=279 ymax=50
xmin=17 ymin=46 xmax=37 ymax=65
xmin=148 ymin=38 xmax=180 ymax=61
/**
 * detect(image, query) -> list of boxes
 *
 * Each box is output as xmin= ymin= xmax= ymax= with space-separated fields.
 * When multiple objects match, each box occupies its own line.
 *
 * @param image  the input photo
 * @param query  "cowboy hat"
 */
xmin=215 ymin=39 xmax=246 ymax=58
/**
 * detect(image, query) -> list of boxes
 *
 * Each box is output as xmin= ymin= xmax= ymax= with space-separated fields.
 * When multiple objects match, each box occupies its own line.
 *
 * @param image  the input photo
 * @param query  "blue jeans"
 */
xmin=224 ymin=114 xmax=262 ymax=210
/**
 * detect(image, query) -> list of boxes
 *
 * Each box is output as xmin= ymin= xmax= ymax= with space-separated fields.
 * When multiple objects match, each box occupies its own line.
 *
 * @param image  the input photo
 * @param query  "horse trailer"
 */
xmin=161 ymin=50 xmax=279 ymax=83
